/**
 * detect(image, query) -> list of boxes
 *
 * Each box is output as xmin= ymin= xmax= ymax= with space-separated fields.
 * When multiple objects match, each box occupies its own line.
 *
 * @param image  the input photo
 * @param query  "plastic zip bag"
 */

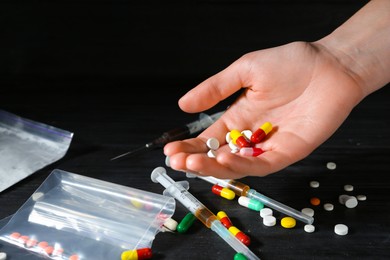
xmin=0 ymin=169 xmax=176 ymax=259
xmin=0 ymin=109 xmax=73 ymax=192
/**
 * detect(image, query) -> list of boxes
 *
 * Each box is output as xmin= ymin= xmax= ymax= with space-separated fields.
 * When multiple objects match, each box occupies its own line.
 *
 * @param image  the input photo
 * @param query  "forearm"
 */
xmin=316 ymin=0 xmax=390 ymax=98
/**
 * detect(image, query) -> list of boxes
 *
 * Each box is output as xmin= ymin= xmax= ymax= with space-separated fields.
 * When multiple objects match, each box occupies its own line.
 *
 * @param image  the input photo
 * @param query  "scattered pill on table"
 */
xmin=326 ymin=162 xmax=336 ymax=170
xmin=281 ymin=217 xmax=296 ymax=229
xmin=263 ymin=215 xmax=277 ymax=227
xmin=301 ymin=208 xmax=315 ymax=217
xmin=228 ymin=226 xmax=251 ymax=246
xmin=163 ymin=217 xmax=178 ymax=231
xmin=309 ymin=181 xmax=320 ymax=188
xmin=357 ymin=195 xmax=367 ymax=201
xmin=234 ymin=252 xmax=248 ymax=260
xmin=338 ymin=194 xmax=350 ymax=205
xmin=304 ymin=224 xmax=315 ymax=233
xmin=217 ymin=211 xmax=233 ymax=229
xmin=177 ymin=212 xmax=197 ymax=233
xmin=212 ymin=184 xmax=236 ymax=200
xmin=260 ymin=208 xmax=273 ymax=218
xmin=310 ymin=197 xmax=321 ymax=206
xmin=344 ymin=184 xmax=354 ymax=192
xmin=206 ymin=137 xmax=220 ymax=150
xmin=345 ymin=196 xmax=358 ymax=208
xmin=323 ymin=203 xmax=334 ymax=211
xmin=238 ymin=196 xmax=264 ymax=211
xmin=334 ymin=224 xmax=348 ymax=235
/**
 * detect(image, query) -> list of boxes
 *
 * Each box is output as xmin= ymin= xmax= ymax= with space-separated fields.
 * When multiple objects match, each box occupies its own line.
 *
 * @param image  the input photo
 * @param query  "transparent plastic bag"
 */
xmin=0 ymin=109 xmax=73 ymax=192
xmin=0 ymin=169 xmax=176 ymax=259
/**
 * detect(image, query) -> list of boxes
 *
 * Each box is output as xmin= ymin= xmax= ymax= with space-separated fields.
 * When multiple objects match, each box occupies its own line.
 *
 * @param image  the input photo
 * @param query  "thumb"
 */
xmin=179 ymin=58 xmax=247 ymax=113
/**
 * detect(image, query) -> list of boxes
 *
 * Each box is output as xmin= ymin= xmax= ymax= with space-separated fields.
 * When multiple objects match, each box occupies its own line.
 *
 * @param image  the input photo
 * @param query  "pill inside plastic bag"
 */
xmin=0 ymin=109 xmax=73 ymax=192
xmin=0 ymin=169 xmax=176 ymax=259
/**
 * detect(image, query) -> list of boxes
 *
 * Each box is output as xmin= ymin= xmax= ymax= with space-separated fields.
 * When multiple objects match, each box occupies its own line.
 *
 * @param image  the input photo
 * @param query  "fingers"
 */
xmin=178 ymin=58 xmax=248 ymax=113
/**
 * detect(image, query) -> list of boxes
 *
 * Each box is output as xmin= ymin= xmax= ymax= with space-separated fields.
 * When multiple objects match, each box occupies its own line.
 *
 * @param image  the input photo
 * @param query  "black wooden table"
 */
xmin=2 ymin=1 xmax=389 ymax=259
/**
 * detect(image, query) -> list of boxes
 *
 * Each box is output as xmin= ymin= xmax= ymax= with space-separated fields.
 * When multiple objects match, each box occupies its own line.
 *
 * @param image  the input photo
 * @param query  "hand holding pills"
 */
xmin=164 ymin=0 xmax=390 ymax=179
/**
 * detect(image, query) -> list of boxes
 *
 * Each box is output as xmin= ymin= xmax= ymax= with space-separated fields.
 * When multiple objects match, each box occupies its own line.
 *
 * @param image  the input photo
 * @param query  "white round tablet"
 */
xmin=357 ymin=195 xmax=367 ymax=201
xmin=206 ymin=137 xmax=220 ymax=150
xmin=207 ymin=149 xmax=217 ymax=158
xmin=225 ymin=132 xmax=232 ymax=143
xmin=334 ymin=224 xmax=348 ymax=235
xmin=344 ymin=184 xmax=354 ymax=192
xmin=304 ymin=224 xmax=315 ymax=233
xmin=345 ymin=196 xmax=358 ymax=208
xmin=228 ymin=140 xmax=238 ymax=151
xmin=326 ymin=162 xmax=336 ymax=170
xmin=241 ymin=130 xmax=252 ymax=140
xmin=323 ymin=203 xmax=334 ymax=211
xmin=338 ymin=194 xmax=350 ymax=205
xmin=310 ymin=181 xmax=320 ymax=188
xmin=301 ymin=208 xmax=315 ymax=217
xmin=260 ymin=208 xmax=273 ymax=218
xmin=263 ymin=215 xmax=276 ymax=226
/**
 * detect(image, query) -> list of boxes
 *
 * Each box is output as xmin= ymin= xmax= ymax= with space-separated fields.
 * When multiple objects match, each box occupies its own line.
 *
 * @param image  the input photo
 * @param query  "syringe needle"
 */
xmin=110 ymin=110 xmax=225 ymax=161
xmin=151 ymin=167 xmax=260 ymax=260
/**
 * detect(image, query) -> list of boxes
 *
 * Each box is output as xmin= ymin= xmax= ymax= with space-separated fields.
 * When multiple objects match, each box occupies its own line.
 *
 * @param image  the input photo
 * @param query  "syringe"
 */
xmin=110 ymin=110 xmax=225 ymax=161
xmin=151 ymin=167 xmax=260 ymax=260
xmin=186 ymin=173 xmax=314 ymax=225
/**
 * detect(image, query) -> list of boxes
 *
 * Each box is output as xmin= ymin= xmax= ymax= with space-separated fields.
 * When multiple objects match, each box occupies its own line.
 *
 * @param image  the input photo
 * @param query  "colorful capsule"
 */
xmin=239 ymin=147 xmax=264 ymax=157
xmin=121 ymin=248 xmax=153 ymax=260
xmin=216 ymin=211 xmax=233 ymax=229
xmin=234 ymin=252 xmax=248 ymax=260
xmin=250 ymin=122 xmax=273 ymax=144
xmin=211 ymin=184 xmax=236 ymax=200
xmin=177 ymin=212 xmax=197 ymax=233
xmin=238 ymin=196 xmax=264 ymax=211
xmin=230 ymin=129 xmax=251 ymax=148
xmin=228 ymin=226 xmax=251 ymax=246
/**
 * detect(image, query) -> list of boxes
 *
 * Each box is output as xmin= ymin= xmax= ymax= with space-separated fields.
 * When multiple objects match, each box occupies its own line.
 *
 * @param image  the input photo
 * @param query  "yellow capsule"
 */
xmin=280 ymin=217 xmax=296 ymax=229
xmin=212 ymin=184 xmax=236 ymax=200
xmin=230 ymin=129 xmax=251 ymax=148
xmin=250 ymin=122 xmax=273 ymax=144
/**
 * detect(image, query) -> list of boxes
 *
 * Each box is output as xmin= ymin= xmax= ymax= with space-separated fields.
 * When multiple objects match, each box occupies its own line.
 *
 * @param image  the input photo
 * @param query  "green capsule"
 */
xmin=238 ymin=196 xmax=264 ymax=211
xmin=234 ymin=252 xmax=248 ymax=260
xmin=177 ymin=213 xmax=197 ymax=233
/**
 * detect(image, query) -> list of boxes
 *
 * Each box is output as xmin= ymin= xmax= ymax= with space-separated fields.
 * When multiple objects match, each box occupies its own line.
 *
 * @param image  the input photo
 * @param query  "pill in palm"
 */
xmin=239 ymin=147 xmax=264 ymax=157
xmin=250 ymin=122 xmax=273 ymax=144
xmin=206 ymin=137 xmax=220 ymax=150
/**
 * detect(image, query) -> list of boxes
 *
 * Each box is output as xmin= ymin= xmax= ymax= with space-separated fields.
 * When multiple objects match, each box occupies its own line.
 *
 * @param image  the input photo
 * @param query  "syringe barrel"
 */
xmin=211 ymin=221 xmax=260 ymax=260
xmin=247 ymin=189 xmax=314 ymax=224
xmin=196 ymin=176 xmax=250 ymax=197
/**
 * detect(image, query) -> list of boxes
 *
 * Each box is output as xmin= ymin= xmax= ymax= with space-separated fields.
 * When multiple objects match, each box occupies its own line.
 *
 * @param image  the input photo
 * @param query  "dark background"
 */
xmin=2 ymin=1 xmax=390 ymax=259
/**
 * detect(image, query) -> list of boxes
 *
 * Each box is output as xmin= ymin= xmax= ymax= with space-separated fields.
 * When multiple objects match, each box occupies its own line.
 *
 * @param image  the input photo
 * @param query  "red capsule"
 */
xmin=240 ymin=147 xmax=264 ymax=157
xmin=212 ymin=184 xmax=236 ymax=200
xmin=228 ymin=226 xmax=251 ymax=246
xmin=217 ymin=211 xmax=233 ymax=229
xmin=250 ymin=122 xmax=272 ymax=144
xmin=230 ymin=130 xmax=252 ymax=148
